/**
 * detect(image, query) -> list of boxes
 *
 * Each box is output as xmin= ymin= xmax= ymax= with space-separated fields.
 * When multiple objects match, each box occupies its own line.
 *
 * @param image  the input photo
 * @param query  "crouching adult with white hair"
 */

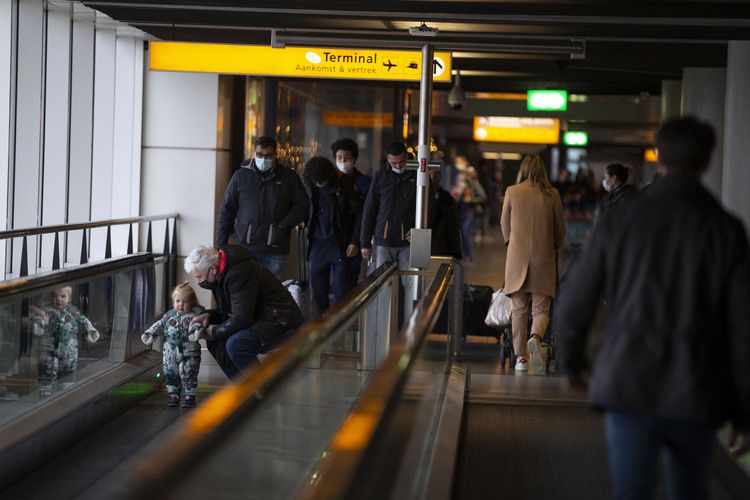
xmin=185 ymin=244 xmax=304 ymax=379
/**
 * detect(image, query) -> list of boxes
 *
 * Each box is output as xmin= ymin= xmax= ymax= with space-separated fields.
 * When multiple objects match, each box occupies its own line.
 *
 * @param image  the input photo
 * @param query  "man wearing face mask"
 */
xmin=185 ymin=244 xmax=304 ymax=380
xmin=360 ymin=141 xmax=435 ymax=273
xmin=217 ymin=136 xmax=310 ymax=281
xmin=331 ymin=138 xmax=372 ymax=288
xmin=302 ymin=156 xmax=363 ymax=315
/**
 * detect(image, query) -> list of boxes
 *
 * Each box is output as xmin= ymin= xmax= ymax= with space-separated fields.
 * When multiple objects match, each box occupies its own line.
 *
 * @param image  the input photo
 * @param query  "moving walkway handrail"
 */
xmin=294 ymin=262 xmax=454 ymax=500
xmin=0 ymin=253 xmax=154 ymax=300
xmin=127 ymin=261 xmax=400 ymax=500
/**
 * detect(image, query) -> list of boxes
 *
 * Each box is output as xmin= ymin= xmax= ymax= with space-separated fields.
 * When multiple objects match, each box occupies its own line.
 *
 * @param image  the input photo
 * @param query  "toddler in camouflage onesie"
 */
xmin=142 ymin=283 xmax=204 ymax=408
xmin=36 ymin=286 xmax=100 ymax=397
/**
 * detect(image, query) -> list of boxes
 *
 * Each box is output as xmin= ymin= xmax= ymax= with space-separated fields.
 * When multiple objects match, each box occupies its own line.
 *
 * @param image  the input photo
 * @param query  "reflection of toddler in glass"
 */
xmin=37 ymin=286 xmax=100 ymax=397
xmin=142 ymin=283 xmax=204 ymax=408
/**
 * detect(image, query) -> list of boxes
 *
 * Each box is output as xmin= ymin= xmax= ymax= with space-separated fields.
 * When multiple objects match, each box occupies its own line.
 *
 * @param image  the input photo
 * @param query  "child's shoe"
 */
xmin=168 ymin=393 xmax=180 ymax=407
xmin=181 ymin=395 xmax=196 ymax=408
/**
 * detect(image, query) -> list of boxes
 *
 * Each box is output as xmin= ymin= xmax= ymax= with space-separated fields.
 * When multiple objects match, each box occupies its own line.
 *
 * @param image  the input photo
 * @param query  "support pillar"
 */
xmin=723 ymin=41 xmax=750 ymax=233
xmin=682 ymin=68 xmax=726 ymax=200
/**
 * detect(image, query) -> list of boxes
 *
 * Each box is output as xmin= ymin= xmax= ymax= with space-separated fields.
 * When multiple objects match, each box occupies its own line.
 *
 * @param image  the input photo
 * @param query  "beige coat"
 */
xmin=501 ymin=181 xmax=566 ymax=297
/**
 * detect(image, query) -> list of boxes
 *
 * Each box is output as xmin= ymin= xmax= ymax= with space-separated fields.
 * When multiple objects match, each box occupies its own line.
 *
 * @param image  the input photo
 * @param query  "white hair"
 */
xmin=184 ymin=245 xmax=220 ymax=274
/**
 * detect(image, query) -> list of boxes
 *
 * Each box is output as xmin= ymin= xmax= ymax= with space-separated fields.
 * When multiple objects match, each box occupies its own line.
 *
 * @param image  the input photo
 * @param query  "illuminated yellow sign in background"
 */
xmin=323 ymin=112 xmax=393 ymax=128
xmin=473 ymin=116 xmax=560 ymax=144
xmin=150 ymin=42 xmax=452 ymax=82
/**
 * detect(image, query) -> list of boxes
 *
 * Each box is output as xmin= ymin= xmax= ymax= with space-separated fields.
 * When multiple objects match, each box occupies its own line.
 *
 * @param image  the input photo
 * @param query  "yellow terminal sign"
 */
xmin=149 ymin=42 xmax=451 ymax=82
xmin=473 ymin=116 xmax=560 ymax=144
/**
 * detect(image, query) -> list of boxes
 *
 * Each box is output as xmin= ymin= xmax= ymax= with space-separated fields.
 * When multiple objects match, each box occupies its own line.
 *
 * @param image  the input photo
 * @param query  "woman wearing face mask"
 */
xmin=302 ymin=156 xmax=363 ymax=315
xmin=601 ymin=163 xmax=639 ymax=214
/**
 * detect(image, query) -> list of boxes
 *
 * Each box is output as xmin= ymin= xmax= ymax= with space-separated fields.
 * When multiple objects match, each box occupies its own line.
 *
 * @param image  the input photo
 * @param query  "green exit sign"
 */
xmin=564 ymin=131 xmax=588 ymax=146
xmin=527 ymin=90 xmax=568 ymax=111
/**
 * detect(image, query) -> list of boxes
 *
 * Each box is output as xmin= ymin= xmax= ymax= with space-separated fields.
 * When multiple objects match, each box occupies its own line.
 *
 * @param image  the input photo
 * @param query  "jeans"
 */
xmin=604 ymin=410 xmax=716 ymax=500
xmin=206 ymin=327 xmax=295 ymax=380
xmin=252 ymin=252 xmax=287 ymax=281
xmin=309 ymin=241 xmax=353 ymax=315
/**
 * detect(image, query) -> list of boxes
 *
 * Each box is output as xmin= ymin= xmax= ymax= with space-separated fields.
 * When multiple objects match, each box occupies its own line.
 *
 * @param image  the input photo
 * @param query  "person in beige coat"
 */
xmin=501 ymin=155 xmax=566 ymax=372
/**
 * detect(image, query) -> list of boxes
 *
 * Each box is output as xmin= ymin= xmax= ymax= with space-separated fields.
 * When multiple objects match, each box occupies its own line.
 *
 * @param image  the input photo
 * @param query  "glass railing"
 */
xmin=115 ymin=259 xmax=463 ymax=500
xmin=0 ymin=254 xmax=157 ymax=429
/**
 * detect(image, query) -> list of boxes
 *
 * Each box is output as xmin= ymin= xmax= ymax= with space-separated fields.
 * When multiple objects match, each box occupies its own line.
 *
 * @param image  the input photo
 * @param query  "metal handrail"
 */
xmin=125 ymin=261 xmax=400 ymax=500
xmin=0 ymin=253 xmax=154 ymax=300
xmin=0 ymin=213 xmax=178 ymax=281
xmin=0 ymin=213 xmax=178 ymax=240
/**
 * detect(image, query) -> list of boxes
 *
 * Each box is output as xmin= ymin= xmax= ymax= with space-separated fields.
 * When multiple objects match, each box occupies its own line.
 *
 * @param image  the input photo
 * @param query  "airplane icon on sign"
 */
xmin=383 ymin=59 xmax=396 ymax=71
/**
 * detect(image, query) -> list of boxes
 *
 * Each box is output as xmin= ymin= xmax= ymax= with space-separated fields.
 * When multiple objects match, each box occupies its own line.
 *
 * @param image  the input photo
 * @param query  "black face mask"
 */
xmin=198 ymin=279 xmax=216 ymax=290
xmin=198 ymin=268 xmax=217 ymax=290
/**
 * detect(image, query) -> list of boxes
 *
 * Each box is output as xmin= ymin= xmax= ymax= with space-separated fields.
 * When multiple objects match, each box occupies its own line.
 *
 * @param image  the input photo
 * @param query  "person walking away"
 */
xmin=429 ymin=169 xmax=462 ymax=260
xmin=217 ymin=136 xmax=310 ymax=281
xmin=556 ymin=116 xmax=750 ymax=499
xmin=500 ymin=154 xmax=566 ymax=373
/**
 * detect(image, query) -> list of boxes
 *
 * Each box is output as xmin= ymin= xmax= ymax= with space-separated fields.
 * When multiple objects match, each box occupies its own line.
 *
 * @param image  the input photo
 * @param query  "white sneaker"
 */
xmin=514 ymin=357 xmax=528 ymax=371
xmin=527 ymin=336 xmax=544 ymax=373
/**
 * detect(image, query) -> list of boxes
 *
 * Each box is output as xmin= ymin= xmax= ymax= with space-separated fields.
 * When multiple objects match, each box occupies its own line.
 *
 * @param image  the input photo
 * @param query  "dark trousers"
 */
xmin=206 ymin=327 xmax=295 ymax=380
xmin=309 ymin=241 xmax=353 ymax=315
xmin=604 ymin=410 xmax=716 ymax=500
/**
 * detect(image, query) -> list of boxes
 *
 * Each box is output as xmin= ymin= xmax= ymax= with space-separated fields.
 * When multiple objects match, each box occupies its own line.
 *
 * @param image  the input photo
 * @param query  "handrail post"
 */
xmin=146 ymin=221 xmax=153 ymax=253
xmin=20 ymin=236 xmax=28 ymax=277
xmin=127 ymin=223 xmax=133 ymax=254
xmin=80 ymin=230 xmax=88 ymax=264
xmin=52 ymin=233 xmax=60 ymax=270
xmin=105 ymin=226 xmax=112 ymax=259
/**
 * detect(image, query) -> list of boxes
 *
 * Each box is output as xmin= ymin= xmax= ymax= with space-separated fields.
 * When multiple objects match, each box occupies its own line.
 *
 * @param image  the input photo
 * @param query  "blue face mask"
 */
xmin=391 ymin=166 xmax=406 ymax=174
xmin=255 ymin=158 xmax=273 ymax=171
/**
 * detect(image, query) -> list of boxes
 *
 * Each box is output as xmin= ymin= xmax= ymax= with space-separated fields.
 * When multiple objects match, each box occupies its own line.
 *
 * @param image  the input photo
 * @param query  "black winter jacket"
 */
xmin=208 ymin=245 xmax=304 ymax=345
xmin=556 ymin=174 xmax=750 ymax=430
xmin=217 ymin=160 xmax=310 ymax=255
xmin=306 ymin=173 xmax=363 ymax=259
xmin=360 ymin=164 xmax=436 ymax=249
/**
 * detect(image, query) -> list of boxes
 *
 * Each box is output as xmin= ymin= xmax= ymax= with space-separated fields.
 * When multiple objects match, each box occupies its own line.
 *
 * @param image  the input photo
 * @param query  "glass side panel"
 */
xmin=0 ymin=267 xmax=151 ymax=426
xmin=167 ymin=304 xmax=391 ymax=499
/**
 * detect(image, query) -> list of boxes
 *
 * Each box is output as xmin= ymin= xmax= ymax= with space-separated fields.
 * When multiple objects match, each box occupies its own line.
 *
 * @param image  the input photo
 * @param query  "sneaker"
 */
xmin=0 ymin=385 xmax=19 ymax=401
xmin=515 ymin=357 xmax=528 ymax=371
xmin=181 ymin=395 xmax=196 ymax=408
xmin=528 ymin=336 xmax=544 ymax=373
xmin=168 ymin=393 xmax=180 ymax=407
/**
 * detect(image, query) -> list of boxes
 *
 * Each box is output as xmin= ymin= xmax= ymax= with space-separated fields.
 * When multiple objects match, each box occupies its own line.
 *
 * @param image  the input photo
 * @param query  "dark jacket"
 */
xmin=360 ymin=164 xmax=436 ymax=249
xmin=208 ymin=245 xmax=304 ymax=345
xmin=217 ymin=160 xmax=310 ymax=256
xmin=432 ymin=187 xmax=462 ymax=260
xmin=601 ymin=183 xmax=639 ymax=213
xmin=306 ymin=173 xmax=364 ymax=258
xmin=346 ymin=168 xmax=372 ymax=200
xmin=556 ymin=174 xmax=750 ymax=430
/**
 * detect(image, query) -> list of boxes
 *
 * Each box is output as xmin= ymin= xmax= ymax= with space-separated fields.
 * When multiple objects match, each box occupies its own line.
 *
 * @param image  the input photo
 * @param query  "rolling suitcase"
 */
xmin=282 ymin=227 xmax=313 ymax=324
